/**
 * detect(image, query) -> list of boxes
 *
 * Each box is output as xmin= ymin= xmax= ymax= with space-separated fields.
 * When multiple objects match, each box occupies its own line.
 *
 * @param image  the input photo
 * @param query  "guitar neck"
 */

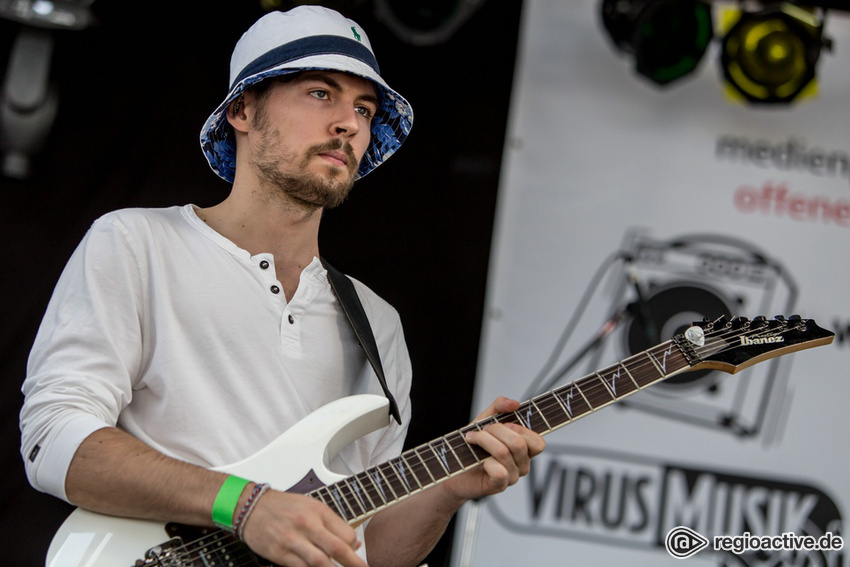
xmin=308 ymin=337 xmax=698 ymax=524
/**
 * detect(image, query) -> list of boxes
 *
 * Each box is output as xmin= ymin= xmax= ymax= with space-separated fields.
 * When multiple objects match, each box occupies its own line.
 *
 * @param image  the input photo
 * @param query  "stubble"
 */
xmin=250 ymin=103 xmax=358 ymax=210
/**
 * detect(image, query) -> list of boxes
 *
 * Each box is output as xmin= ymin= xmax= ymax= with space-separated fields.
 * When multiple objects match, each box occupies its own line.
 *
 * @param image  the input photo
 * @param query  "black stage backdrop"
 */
xmin=0 ymin=2 xmax=522 ymax=566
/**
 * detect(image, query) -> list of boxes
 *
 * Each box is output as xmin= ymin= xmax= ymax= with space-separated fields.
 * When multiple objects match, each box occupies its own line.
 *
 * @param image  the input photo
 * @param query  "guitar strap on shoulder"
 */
xmin=321 ymin=258 xmax=402 ymax=425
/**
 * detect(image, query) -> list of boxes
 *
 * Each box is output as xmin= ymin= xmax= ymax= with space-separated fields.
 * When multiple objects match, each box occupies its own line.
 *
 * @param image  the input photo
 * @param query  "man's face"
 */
xmin=246 ymin=71 xmax=378 ymax=209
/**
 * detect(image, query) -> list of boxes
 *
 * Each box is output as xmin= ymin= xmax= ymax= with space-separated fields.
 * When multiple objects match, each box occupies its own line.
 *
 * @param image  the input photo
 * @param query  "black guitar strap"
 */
xmin=322 ymin=258 xmax=402 ymax=425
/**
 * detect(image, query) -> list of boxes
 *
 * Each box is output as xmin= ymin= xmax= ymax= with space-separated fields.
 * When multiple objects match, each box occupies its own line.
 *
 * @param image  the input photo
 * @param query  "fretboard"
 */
xmin=307 ymin=338 xmax=694 ymax=524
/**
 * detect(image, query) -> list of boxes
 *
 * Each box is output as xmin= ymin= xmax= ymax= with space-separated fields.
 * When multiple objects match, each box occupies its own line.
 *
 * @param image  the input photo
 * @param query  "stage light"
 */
xmin=601 ymin=0 xmax=714 ymax=86
xmin=720 ymin=4 xmax=829 ymax=104
xmin=0 ymin=0 xmax=95 ymax=178
xmin=0 ymin=0 xmax=95 ymax=30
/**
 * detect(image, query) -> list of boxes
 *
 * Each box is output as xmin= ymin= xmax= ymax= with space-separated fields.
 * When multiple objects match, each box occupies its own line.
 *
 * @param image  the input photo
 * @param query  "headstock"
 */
xmin=678 ymin=315 xmax=835 ymax=374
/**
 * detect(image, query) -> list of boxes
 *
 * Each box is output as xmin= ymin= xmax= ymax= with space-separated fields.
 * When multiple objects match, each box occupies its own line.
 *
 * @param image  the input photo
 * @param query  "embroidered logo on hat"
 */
xmin=351 ymin=26 xmax=361 ymax=42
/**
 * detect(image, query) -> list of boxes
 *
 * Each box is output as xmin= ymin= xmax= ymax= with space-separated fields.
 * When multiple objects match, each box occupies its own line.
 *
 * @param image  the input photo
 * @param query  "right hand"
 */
xmin=240 ymin=489 xmax=367 ymax=567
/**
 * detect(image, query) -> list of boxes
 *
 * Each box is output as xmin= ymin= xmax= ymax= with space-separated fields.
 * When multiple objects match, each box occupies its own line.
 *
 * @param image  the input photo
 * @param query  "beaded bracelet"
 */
xmin=235 ymin=483 xmax=271 ymax=541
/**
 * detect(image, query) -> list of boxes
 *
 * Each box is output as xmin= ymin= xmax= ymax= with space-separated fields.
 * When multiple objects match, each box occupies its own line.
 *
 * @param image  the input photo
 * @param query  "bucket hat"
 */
xmin=200 ymin=6 xmax=413 ymax=183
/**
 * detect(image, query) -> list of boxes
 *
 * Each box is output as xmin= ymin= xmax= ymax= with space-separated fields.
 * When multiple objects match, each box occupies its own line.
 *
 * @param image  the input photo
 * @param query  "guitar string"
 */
xmin=504 ymin=321 xmax=792 ymax=436
xmin=145 ymin=320 xmax=801 ymax=563
xmin=325 ymin=321 xmax=777 ymax=521
xmin=378 ymin=320 xmax=797 ymax=503
xmin=415 ymin=321 xmax=796 ymax=524
xmin=161 ymin=529 xmax=255 ymax=566
xmin=310 ymin=321 xmax=797 ymax=524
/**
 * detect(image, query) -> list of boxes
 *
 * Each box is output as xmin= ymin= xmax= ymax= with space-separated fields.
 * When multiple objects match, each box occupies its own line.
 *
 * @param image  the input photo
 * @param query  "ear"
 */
xmin=225 ymin=93 xmax=251 ymax=133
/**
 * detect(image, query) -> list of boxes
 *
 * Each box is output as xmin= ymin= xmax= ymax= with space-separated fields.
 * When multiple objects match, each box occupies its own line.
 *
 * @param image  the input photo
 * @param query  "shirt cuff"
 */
xmin=27 ymin=413 xmax=112 ymax=503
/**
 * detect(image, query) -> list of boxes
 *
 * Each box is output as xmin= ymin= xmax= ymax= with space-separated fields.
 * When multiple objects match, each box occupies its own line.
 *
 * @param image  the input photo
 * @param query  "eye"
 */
xmin=355 ymin=105 xmax=375 ymax=120
xmin=309 ymin=89 xmax=329 ymax=100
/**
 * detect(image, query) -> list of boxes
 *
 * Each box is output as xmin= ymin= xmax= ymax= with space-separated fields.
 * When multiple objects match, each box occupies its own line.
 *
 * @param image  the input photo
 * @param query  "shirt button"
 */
xmin=259 ymin=260 xmax=270 ymax=269
xmin=288 ymin=314 xmax=295 ymax=324
xmin=270 ymin=285 xmax=280 ymax=294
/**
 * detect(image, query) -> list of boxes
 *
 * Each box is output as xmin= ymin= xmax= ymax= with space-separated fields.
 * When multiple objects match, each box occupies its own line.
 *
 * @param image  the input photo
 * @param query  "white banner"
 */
xmin=452 ymin=1 xmax=850 ymax=566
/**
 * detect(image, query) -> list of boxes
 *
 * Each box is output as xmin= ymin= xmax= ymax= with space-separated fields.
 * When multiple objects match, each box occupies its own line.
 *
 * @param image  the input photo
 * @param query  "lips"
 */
xmin=319 ymin=150 xmax=348 ymax=166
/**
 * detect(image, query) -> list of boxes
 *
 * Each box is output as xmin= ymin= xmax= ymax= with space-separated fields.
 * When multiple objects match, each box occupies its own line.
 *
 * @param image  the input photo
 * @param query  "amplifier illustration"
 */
xmin=532 ymin=229 xmax=799 ymax=444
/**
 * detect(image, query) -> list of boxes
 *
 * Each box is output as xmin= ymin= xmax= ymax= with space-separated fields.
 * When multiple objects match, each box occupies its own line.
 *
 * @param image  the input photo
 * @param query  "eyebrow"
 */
xmin=299 ymin=72 xmax=379 ymax=106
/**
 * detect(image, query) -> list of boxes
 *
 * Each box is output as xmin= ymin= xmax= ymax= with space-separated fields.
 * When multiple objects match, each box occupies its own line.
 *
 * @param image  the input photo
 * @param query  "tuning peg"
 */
xmin=731 ymin=316 xmax=748 ymax=329
xmin=788 ymin=314 xmax=802 ymax=322
xmin=773 ymin=315 xmax=786 ymax=323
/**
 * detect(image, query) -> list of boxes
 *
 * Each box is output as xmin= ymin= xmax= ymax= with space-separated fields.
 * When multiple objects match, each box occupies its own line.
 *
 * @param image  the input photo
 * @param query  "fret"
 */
xmin=547 ymin=390 xmax=574 ymax=424
xmin=594 ymin=372 xmax=615 ymax=397
xmin=535 ymin=393 xmax=570 ymax=430
xmin=352 ymin=470 xmax=383 ymax=510
xmin=382 ymin=457 xmax=415 ymax=497
xmin=394 ymin=454 xmax=419 ymax=491
xmin=491 ymin=412 xmax=516 ymax=427
xmin=620 ymin=362 xmax=640 ymax=389
xmin=377 ymin=461 xmax=407 ymax=498
xmin=447 ymin=429 xmax=486 ymax=468
xmin=442 ymin=434 xmax=467 ymax=470
xmin=553 ymin=381 xmax=592 ymax=419
xmin=514 ymin=400 xmax=550 ymax=433
xmin=401 ymin=452 xmax=430 ymax=490
xmin=316 ymin=486 xmax=349 ymax=520
xmin=531 ymin=400 xmax=552 ymax=429
xmin=457 ymin=425 xmax=493 ymax=463
xmin=413 ymin=447 xmax=438 ymax=483
xmin=340 ymin=478 xmax=366 ymax=517
xmin=310 ymin=486 xmax=342 ymax=516
xmin=627 ymin=354 xmax=660 ymax=387
xmin=632 ymin=341 xmax=686 ymax=387
xmin=372 ymin=464 xmax=399 ymax=502
xmin=355 ymin=476 xmax=377 ymax=513
xmin=644 ymin=349 xmax=664 ymax=376
xmin=596 ymin=363 xmax=640 ymax=401
xmin=575 ymin=375 xmax=613 ymax=409
xmin=428 ymin=437 xmax=463 ymax=475
xmin=328 ymin=484 xmax=355 ymax=520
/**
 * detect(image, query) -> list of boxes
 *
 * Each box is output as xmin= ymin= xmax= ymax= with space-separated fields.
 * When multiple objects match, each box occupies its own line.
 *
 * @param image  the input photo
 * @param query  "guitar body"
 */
xmin=46 ymin=394 xmax=391 ymax=567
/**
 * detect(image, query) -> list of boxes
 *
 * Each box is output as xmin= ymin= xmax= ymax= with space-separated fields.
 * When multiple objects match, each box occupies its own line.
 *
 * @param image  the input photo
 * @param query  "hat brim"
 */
xmin=200 ymin=55 xmax=413 ymax=183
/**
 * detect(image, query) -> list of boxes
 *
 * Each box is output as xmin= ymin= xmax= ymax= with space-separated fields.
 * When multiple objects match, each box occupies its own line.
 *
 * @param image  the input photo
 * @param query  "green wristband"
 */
xmin=212 ymin=475 xmax=251 ymax=529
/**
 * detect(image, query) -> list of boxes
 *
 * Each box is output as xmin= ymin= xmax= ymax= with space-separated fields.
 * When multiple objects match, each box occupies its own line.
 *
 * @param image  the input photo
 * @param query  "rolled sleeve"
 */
xmin=22 ymin=412 xmax=111 ymax=501
xmin=20 ymin=214 xmax=145 ymax=501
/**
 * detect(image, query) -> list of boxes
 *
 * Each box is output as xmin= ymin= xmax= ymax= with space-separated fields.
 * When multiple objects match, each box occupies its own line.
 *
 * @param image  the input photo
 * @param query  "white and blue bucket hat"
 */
xmin=200 ymin=6 xmax=413 ymax=183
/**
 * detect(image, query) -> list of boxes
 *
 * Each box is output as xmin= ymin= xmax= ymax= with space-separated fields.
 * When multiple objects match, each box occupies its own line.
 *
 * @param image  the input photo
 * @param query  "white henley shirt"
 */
xmin=21 ymin=204 xmax=412 ymax=504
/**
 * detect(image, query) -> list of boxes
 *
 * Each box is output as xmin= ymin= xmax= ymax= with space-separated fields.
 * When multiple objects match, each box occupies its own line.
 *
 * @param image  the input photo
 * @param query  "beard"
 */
xmin=249 ymin=111 xmax=359 ymax=210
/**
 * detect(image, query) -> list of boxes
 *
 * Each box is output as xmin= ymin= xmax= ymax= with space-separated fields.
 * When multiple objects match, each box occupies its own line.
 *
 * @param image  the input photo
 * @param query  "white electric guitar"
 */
xmin=46 ymin=316 xmax=834 ymax=566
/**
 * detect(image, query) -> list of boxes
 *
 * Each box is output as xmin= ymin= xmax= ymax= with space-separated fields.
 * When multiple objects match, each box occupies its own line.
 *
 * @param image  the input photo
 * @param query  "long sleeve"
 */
xmin=21 ymin=216 xmax=145 ymax=501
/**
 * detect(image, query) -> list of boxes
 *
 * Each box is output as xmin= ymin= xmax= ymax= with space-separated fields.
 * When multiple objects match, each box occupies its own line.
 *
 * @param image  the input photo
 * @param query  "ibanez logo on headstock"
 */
xmin=740 ymin=335 xmax=784 ymax=345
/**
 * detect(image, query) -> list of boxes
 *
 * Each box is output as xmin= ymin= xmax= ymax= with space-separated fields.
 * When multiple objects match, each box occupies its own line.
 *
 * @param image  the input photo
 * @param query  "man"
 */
xmin=20 ymin=6 xmax=544 ymax=566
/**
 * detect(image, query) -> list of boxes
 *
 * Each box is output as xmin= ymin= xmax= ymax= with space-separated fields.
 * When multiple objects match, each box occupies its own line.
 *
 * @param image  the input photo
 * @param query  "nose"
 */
xmin=330 ymin=104 xmax=361 ymax=139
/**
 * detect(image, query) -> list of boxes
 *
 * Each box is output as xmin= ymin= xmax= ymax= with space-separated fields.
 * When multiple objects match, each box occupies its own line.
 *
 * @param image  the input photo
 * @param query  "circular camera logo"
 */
xmin=666 ymin=526 xmax=710 ymax=559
